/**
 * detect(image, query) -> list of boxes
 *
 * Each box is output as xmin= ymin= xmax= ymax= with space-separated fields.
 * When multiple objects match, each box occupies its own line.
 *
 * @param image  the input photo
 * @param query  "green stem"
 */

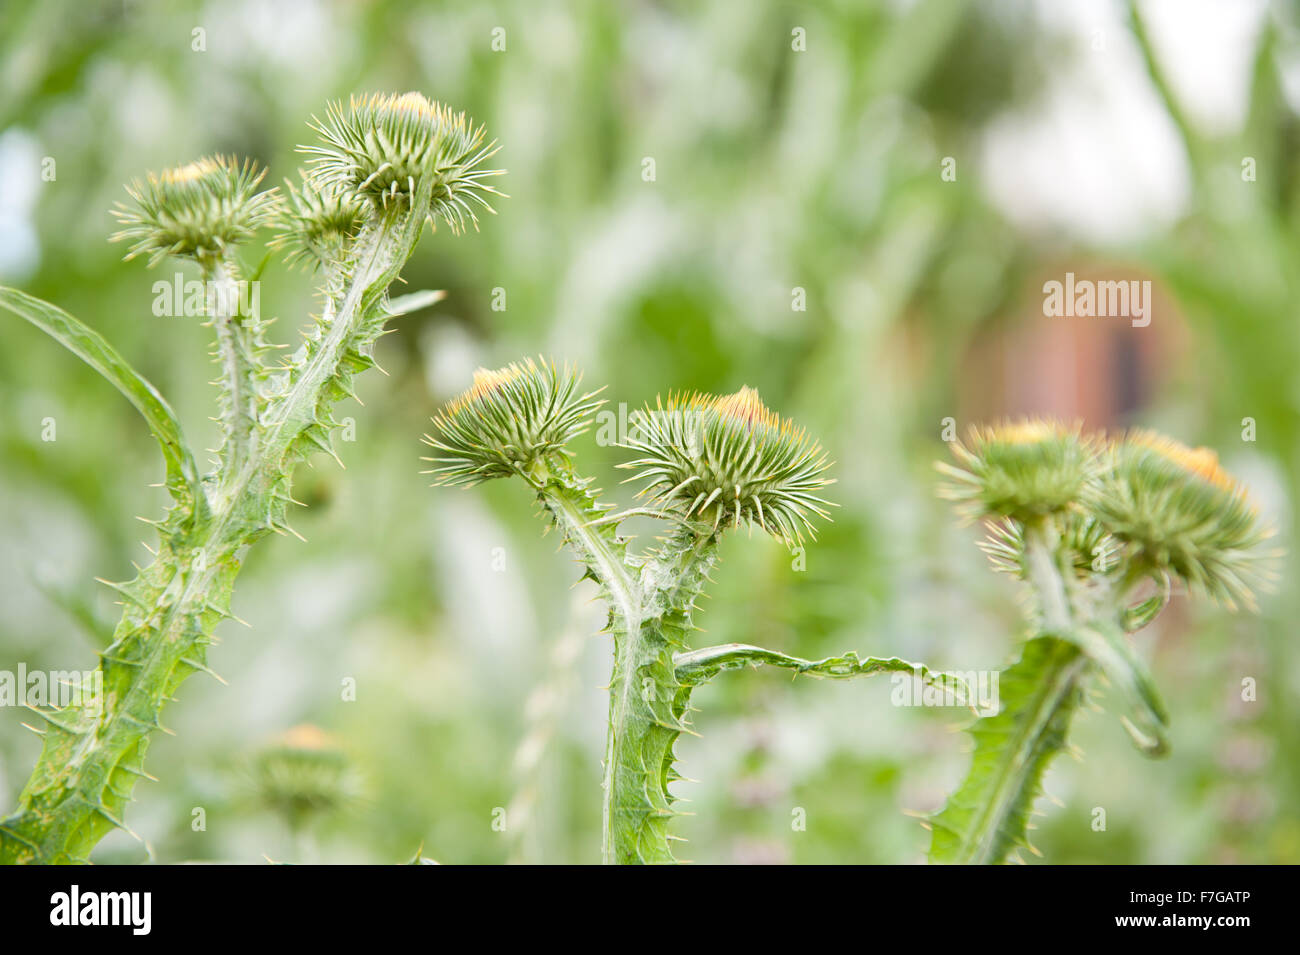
xmin=1025 ymin=520 xmax=1070 ymax=633
xmin=532 ymin=461 xmax=719 ymax=865
xmin=602 ymin=608 xmax=672 ymax=863
xmin=0 ymin=205 xmax=420 ymax=864
xmin=602 ymin=527 xmax=717 ymax=864
xmin=529 ymin=458 xmax=638 ymax=629
xmin=524 ymin=458 xmax=662 ymax=864
xmin=0 ymin=533 xmax=240 ymax=863
xmin=206 ymin=255 xmax=261 ymax=480
xmin=931 ymin=518 xmax=1177 ymax=863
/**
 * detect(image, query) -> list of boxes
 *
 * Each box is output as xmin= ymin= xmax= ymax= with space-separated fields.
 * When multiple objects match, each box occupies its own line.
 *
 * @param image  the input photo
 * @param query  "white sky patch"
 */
xmin=1137 ymin=0 xmax=1269 ymax=135
xmin=0 ymin=129 xmax=42 ymax=280
xmin=205 ymin=0 xmax=339 ymax=71
xmin=979 ymin=0 xmax=1264 ymax=243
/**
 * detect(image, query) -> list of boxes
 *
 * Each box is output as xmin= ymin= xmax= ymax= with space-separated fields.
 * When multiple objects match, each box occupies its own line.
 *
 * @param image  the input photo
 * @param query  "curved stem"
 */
xmin=522 ymin=457 xmax=649 ymax=863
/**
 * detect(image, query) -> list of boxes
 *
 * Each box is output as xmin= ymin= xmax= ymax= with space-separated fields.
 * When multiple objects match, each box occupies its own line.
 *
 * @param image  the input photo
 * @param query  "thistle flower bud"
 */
xmin=620 ymin=387 xmax=834 ymax=542
xmin=303 ymin=91 xmax=504 ymax=232
xmin=111 ymin=155 xmax=279 ymax=267
xmin=1088 ymin=431 xmax=1272 ymax=609
xmin=251 ymin=724 xmax=357 ymax=830
xmin=937 ymin=419 xmax=1098 ymax=524
xmin=421 ymin=358 xmax=603 ymax=487
xmin=271 ymin=174 xmax=364 ymax=270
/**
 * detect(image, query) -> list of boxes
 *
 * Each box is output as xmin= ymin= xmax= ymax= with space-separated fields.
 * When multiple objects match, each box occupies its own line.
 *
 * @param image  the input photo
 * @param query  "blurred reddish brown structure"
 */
xmin=959 ymin=261 xmax=1187 ymax=433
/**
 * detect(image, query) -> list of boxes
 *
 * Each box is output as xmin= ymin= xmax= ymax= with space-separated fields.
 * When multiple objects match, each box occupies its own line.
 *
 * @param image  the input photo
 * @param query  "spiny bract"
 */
xmin=303 ymin=91 xmax=504 ymax=232
xmin=937 ymin=418 xmax=1098 ymax=524
xmin=272 ymin=174 xmax=365 ymax=270
xmin=1089 ymin=430 xmax=1272 ymax=610
xmin=980 ymin=511 xmax=1117 ymax=579
xmin=619 ymin=386 xmax=834 ymax=542
xmin=421 ymin=358 xmax=604 ymax=487
xmin=111 ymin=155 xmax=279 ymax=267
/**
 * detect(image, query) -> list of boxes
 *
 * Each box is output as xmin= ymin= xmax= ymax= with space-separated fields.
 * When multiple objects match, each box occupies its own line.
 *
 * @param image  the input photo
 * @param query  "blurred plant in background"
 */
xmin=249 ymin=724 xmax=360 ymax=862
xmin=0 ymin=0 xmax=1295 ymax=863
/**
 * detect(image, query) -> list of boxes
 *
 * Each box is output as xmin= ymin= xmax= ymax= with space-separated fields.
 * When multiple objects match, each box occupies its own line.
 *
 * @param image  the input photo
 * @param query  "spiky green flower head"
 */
xmin=620 ymin=387 xmax=834 ymax=542
xmin=1088 ymin=430 xmax=1273 ymax=610
xmin=111 ymin=155 xmax=279 ymax=268
xmin=303 ymin=91 xmax=504 ymax=232
xmin=421 ymin=358 xmax=603 ymax=487
xmin=271 ymin=174 xmax=364 ymax=270
xmin=251 ymin=724 xmax=358 ymax=829
xmin=938 ymin=419 xmax=1099 ymax=525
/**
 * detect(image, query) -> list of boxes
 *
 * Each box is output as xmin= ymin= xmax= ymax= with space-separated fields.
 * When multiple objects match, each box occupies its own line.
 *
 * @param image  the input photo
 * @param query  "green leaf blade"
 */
xmin=0 ymin=286 xmax=202 ymax=512
xmin=928 ymin=636 xmax=1087 ymax=865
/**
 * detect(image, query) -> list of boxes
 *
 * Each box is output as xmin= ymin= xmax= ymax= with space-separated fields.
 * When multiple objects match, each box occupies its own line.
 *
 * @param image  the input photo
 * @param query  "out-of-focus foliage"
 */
xmin=0 ymin=0 xmax=1294 ymax=863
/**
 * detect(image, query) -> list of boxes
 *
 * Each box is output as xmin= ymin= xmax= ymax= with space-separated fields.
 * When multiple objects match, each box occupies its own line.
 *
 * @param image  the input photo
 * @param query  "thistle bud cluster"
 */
xmin=0 ymin=94 xmax=508 ymax=864
xmin=939 ymin=419 xmax=1273 ymax=609
xmin=111 ymin=91 xmax=503 ymax=278
xmin=422 ymin=363 xmax=835 ymax=545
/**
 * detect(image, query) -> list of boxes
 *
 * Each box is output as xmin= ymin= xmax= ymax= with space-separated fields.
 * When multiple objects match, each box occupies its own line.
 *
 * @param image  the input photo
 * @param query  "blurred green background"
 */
xmin=0 ymin=0 xmax=1295 ymax=864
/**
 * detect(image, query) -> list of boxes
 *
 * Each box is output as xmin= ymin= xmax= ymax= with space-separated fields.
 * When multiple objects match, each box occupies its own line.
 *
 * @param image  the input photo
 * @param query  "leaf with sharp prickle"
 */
xmin=928 ymin=636 xmax=1088 ymax=865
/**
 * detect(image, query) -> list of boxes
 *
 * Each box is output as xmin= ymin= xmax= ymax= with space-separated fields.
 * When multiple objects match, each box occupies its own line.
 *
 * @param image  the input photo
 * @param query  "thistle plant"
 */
xmin=0 ymin=92 xmax=503 ymax=864
xmin=927 ymin=421 xmax=1275 ymax=864
xmin=423 ymin=360 xmax=965 ymax=864
xmin=250 ymin=725 xmax=359 ymax=858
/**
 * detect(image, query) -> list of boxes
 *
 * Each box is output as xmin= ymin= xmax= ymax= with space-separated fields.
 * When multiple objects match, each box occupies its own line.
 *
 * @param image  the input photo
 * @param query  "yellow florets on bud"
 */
xmin=620 ymin=387 xmax=834 ymax=542
xmin=1088 ymin=430 xmax=1272 ymax=610
xmin=111 ymin=155 xmax=279 ymax=268
xmin=303 ymin=91 xmax=504 ymax=232
xmin=421 ymin=358 xmax=603 ymax=487
xmin=937 ymin=418 xmax=1098 ymax=525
